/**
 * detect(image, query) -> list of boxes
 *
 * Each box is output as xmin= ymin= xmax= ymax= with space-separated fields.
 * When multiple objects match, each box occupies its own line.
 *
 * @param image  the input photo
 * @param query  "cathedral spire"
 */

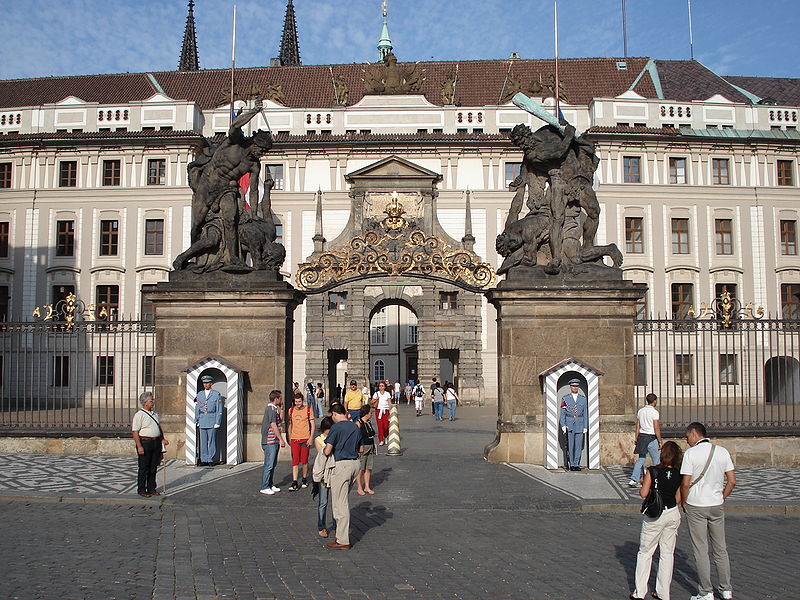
xmin=178 ymin=0 xmax=200 ymax=71
xmin=377 ymin=0 xmax=393 ymax=61
xmin=277 ymin=0 xmax=301 ymax=66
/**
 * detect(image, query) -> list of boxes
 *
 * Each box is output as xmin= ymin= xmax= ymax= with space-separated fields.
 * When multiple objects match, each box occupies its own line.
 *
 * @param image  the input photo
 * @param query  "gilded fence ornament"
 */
xmin=31 ymin=292 xmax=102 ymax=329
xmin=687 ymin=290 xmax=764 ymax=327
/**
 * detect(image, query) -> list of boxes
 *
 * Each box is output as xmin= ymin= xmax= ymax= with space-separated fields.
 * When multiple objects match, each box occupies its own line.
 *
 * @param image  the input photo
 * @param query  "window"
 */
xmin=671 ymin=283 xmax=694 ymax=320
xmin=623 ymin=156 xmax=641 ymax=183
xmin=715 ymin=283 xmax=737 ymax=323
xmin=140 ymin=294 xmax=155 ymax=322
xmin=669 ymin=157 xmax=687 ymax=184
xmin=0 ymin=162 xmax=11 ymax=188
xmin=59 ymin=161 xmax=77 ymax=187
xmin=505 ymin=162 xmax=522 ymax=187
xmin=712 ymin=158 xmax=730 ymax=185
xmin=635 ymin=295 xmax=648 ymax=320
xmin=147 ymin=159 xmax=166 ymax=185
xmin=102 ymin=160 xmax=121 ymax=186
xmin=671 ymin=218 xmax=690 ymax=254
xmin=373 ymin=359 xmax=385 ymax=383
xmin=144 ymin=219 xmax=164 ymax=255
xmin=266 ymin=164 xmax=284 ymax=190
xmin=56 ymin=220 xmax=75 ymax=256
xmin=370 ymin=308 xmax=387 ymax=344
xmin=0 ymin=221 xmax=8 ymax=258
xmin=625 ymin=217 xmax=644 ymax=253
xmin=719 ymin=354 xmax=738 ymax=385
xmin=99 ymin=220 xmax=119 ymax=256
xmin=328 ymin=292 xmax=347 ymax=311
xmin=634 ymin=354 xmax=647 ymax=386
xmin=142 ymin=355 xmax=155 ymax=387
xmin=0 ymin=285 xmax=8 ymax=321
xmin=777 ymin=160 xmax=794 ymax=186
xmin=275 ymin=223 xmax=284 ymax=246
xmin=675 ymin=354 xmax=693 ymax=385
xmin=96 ymin=356 xmax=114 ymax=386
xmin=781 ymin=283 xmax=800 ymax=320
xmin=439 ymin=291 xmax=458 ymax=310
xmin=52 ymin=285 xmax=76 ymax=317
xmin=780 ymin=220 xmax=797 ymax=255
xmin=715 ymin=218 xmax=733 ymax=255
xmin=52 ymin=356 xmax=69 ymax=387
xmin=407 ymin=313 xmax=419 ymax=344
xmin=95 ymin=285 xmax=119 ymax=320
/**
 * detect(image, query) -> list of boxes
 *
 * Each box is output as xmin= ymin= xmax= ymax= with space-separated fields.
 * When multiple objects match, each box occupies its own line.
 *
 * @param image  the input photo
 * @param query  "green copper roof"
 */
xmin=679 ymin=127 xmax=800 ymax=141
xmin=378 ymin=20 xmax=392 ymax=47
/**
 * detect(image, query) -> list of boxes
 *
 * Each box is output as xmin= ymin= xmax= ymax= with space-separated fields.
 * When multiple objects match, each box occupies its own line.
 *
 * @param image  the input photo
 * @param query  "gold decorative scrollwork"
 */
xmin=31 ymin=293 xmax=103 ymax=329
xmin=688 ymin=290 xmax=764 ymax=327
xmin=295 ymin=228 xmax=495 ymax=292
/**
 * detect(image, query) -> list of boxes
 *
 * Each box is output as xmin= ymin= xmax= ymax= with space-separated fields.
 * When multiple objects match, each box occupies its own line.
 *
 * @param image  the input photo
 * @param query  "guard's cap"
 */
xmin=200 ymin=375 xmax=214 ymax=383
xmin=568 ymin=378 xmax=581 ymax=385
xmin=350 ymin=379 xmax=358 ymax=385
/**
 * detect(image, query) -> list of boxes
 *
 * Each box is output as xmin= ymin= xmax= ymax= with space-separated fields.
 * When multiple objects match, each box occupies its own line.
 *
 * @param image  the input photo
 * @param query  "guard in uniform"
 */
xmin=195 ymin=375 xmax=224 ymax=465
xmin=559 ymin=378 xmax=588 ymax=471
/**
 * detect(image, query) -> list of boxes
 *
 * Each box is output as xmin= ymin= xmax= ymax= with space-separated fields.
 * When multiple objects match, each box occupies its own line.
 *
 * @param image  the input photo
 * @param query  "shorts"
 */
xmin=360 ymin=445 xmax=375 ymax=471
xmin=290 ymin=439 xmax=310 ymax=466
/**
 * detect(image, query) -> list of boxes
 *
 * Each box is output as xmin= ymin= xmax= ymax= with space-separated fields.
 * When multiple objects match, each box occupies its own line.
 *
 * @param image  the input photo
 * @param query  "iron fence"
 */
xmin=0 ymin=319 xmax=156 ymax=435
xmin=634 ymin=316 xmax=800 ymax=435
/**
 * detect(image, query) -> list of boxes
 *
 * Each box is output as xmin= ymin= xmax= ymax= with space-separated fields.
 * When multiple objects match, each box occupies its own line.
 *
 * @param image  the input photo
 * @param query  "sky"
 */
xmin=0 ymin=0 xmax=797 ymax=81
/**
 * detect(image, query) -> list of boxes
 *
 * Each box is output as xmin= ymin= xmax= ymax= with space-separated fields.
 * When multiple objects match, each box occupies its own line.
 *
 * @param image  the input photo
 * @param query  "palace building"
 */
xmin=0 ymin=1 xmax=798 ymax=407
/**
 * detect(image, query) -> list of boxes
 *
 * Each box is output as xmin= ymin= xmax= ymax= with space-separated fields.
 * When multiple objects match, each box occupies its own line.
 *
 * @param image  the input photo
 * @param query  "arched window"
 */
xmin=373 ymin=359 xmax=385 ymax=382
xmin=370 ymin=308 xmax=387 ymax=344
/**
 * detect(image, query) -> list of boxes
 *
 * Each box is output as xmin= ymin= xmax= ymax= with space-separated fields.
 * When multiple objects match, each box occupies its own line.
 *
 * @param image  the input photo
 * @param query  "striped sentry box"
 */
xmin=539 ymin=358 xmax=603 ymax=470
xmin=184 ymin=356 xmax=244 ymax=466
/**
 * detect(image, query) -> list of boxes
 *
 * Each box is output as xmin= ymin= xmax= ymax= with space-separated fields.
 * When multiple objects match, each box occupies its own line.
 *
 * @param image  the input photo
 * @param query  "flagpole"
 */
xmin=687 ymin=0 xmax=694 ymax=60
xmin=230 ymin=4 xmax=237 ymax=121
xmin=554 ymin=0 xmax=560 ymax=118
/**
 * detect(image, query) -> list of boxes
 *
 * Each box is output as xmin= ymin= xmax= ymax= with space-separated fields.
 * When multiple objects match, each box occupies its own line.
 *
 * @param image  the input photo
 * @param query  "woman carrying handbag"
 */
xmin=630 ymin=440 xmax=683 ymax=600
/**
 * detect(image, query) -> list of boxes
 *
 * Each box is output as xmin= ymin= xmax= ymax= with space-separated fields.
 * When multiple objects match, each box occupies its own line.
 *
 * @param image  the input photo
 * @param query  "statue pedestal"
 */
xmin=144 ymin=274 xmax=304 ymax=461
xmin=484 ymin=279 xmax=646 ymax=467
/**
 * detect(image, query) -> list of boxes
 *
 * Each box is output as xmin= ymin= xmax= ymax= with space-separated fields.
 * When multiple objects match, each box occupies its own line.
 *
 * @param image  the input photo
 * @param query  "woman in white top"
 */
xmin=372 ymin=381 xmax=392 ymax=445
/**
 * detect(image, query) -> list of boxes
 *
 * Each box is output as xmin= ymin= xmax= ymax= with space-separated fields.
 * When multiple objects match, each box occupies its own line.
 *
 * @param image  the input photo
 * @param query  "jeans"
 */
xmin=434 ymin=401 xmax=444 ymax=420
xmin=315 ymin=397 xmax=325 ymax=417
xmin=685 ymin=504 xmax=731 ymax=596
xmin=447 ymin=401 xmax=457 ymax=420
xmin=308 ymin=393 xmax=319 ymax=418
xmin=317 ymin=485 xmax=329 ymax=531
xmin=261 ymin=443 xmax=279 ymax=490
xmin=631 ymin=438 xmax=661 ymax=482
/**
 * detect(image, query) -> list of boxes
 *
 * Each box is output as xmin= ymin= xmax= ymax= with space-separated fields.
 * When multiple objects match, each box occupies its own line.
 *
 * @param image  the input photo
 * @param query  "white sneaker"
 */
xmin=627 ymin=480 xmax=639 ymax=488
xmin=260 ymin=488 xmax=275 ymax=495
xmin=720 ymin=592 xmax=733 ymax=600
xmin=689 ymin=593 xmax=713 ymax=600
xmin=270 ymin=486 xmax=281 ymax=492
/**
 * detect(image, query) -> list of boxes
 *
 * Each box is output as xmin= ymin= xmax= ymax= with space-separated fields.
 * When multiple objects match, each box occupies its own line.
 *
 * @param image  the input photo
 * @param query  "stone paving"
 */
xmin=0 ymin=404 xmax=797 ymax=599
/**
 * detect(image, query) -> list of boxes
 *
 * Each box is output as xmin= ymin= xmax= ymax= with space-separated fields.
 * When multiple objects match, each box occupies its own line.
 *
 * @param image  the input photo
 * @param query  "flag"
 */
xmin=239 ymin=172 xmax=251 ymax=209
xmin=557 ymin=106 xmax=565 ymax=122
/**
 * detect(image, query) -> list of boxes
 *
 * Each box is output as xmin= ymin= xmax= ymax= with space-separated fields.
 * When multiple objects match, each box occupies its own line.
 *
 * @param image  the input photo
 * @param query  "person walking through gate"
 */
xmin=323 ymin=404 xmax=363 ymax=549
xmin=372 ymin=380 xmax=392 ymax=445
xmin=432 ymin=383 xmax=445 ymax=421
xmin=404 ymin=381 xmax=413 ymax=405
xmin=287 ymin=392 xmax=315 ymax=491
xmin=560 ymin=378 xmax=588 ymax=471
xmin=194 ymin=375 xmax=223 ymax=466
xmin=630 ymin=441 xmax=683 ymax=600
xmin=680 ymin=422 xmax=736 ymax=600
xmin=344 ymin=379 xmax=364 ymax=421
xmin=629 ymin=393 xmax=662 ymax=487
xmin=132 ymin=391 xmax=169 ymax=497
xmin=444 ymin=382 xmax=459 ymax=421
xmin=307 ymin=382 xmax=319 ymax=418
xmin=315 ymin=382 xmax=326 ymax=414
xmin=413 ymin=381 xmax=425 ymax=416
xmin=260 ymin=390 xmax=285 ymax=495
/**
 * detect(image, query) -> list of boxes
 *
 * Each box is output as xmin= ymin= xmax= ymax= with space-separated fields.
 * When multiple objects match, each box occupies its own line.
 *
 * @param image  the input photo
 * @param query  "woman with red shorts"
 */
xmin=288 ymin=392 xmax=315 ymax=491
xmin=372 ymin=381 xmax=392 ymax=446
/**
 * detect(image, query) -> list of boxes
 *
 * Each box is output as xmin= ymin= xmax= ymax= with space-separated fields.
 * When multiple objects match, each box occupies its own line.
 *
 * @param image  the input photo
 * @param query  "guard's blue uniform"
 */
xmin=559 ymin=392 xmax=588 ymax=468
xmin=195 ymin=389 xmax=223 ymax=464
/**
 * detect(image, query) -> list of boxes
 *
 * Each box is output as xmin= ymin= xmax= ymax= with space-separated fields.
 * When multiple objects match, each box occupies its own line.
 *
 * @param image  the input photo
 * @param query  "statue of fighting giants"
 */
xmin=173 ymin=97 xmax=285 ymax=273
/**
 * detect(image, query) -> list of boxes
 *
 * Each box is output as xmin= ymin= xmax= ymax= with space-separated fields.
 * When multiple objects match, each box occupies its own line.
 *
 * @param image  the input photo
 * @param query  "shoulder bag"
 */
xmin=640 ymin=466 xmax=665 ymax=518
xmin=689 ymin=444 xmax=716 ymax=489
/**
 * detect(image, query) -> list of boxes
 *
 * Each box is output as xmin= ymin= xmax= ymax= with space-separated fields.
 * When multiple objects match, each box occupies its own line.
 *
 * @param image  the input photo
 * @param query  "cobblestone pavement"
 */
xmin=0 ymin=404 xmax=797 ymax=599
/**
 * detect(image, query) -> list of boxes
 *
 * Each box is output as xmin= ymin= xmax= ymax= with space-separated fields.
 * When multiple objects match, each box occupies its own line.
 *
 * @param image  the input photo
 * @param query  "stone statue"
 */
xmin=364 ymin=52 xmax=424 ymax=94
xmin=263 ymin=83 xmax=285 ymax=105
xmin=174 ymin=98 xmax=284 ymax=274
xmin=333 ymin=74 xmax=349 ymax=106
xmin=441 ymin=76 xmax=456 ymax=105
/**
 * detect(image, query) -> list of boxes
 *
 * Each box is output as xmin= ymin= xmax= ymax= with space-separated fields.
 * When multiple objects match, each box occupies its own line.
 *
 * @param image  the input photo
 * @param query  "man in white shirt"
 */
xmin=628 ymin=393 xmax=661 ymax=487
xmin=680 ymin=422 xmax=736 ymax=600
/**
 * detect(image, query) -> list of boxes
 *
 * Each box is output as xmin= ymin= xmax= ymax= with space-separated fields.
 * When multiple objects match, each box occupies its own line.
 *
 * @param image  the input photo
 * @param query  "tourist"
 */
xmin=413 ymin=380 xmax=425 ymax=416
xmin=404 ymin=381 xmax=413 ymax=405
xmin=432 ymin=383 xmax=445 ymax=421
xmin=372 ymin=380 xmax=392 ymax=445
xmin=393 ymin=380 xmax=401 ymax=404
xmin=193 ymin=374 xmax=223 ymax=466
xmin=559 ymin=378 xmax=588 ymax=471
xmin=344 ymin=379 xmax=364 ymax=421
xmin=311 ymin=416 xmax=334 ymax=538
xmin=680 ymin=422 xmax=736 ymax=600
xmin=306 ymin=382 xmax=318 ymax=418
xmin=260 ymin=390 xmax=285 ymax=495
xmin=315 ymin=382 xmax=326 ymax=413
xmin=287 ymin=392 xmax=315 ymax=491
xmin=335 ymin=383 xmax=343 ymax=402
xmin=354 ymin=404 xmax=376 ymax=495
xmin=444 ymin=382 xmax=459 ymax=421
xmin=630 ymin=441 xmax=683 ymax=600
xmin=132 ymin=391 xmax=169 ymax=497
xmin=628 ymin=393 xmax=662 ymax=487
xmin=323 ymin=404 xmax=363 ymax=549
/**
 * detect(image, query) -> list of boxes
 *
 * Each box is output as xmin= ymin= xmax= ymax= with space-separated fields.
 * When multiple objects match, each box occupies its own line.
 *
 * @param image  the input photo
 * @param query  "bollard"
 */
xmin=385 ymin=404 xmax=402 ymax=456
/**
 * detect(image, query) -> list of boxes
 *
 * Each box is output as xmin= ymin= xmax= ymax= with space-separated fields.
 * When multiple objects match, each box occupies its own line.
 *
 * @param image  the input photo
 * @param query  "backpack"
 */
xmin=415 ymin=385 xmax=424 ymax=397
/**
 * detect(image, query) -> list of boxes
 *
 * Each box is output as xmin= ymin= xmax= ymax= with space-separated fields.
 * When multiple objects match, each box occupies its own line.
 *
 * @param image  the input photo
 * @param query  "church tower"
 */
xmin=178 ymin=0 xmax=200 ymax=71
xmin=275 ymin=0 xmax=301 ymax=67
xmin=377 ymin=0 xmax=393 ymax=61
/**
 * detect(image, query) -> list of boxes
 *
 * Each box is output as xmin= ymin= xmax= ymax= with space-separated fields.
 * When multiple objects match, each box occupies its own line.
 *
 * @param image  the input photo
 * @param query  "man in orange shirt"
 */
xmin=287 ymin=392 xmax=315 ymax=491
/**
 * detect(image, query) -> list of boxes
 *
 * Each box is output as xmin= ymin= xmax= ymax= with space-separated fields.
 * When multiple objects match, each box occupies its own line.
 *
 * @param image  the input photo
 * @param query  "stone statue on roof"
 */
xmin=363 ymin=52 xmax=424 ymax=94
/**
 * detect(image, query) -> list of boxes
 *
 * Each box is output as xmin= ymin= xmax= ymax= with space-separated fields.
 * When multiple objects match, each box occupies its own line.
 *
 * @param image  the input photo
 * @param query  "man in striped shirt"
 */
xmin=260 ymin=390 xmax=285 ymax=495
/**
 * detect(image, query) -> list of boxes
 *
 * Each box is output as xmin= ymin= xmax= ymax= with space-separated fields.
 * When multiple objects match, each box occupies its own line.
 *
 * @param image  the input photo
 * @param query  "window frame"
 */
xmin=327 ymin=291 xmax=348 ymax=311
xmin=714 ymin=218 xmax=734 ymax=255
xmin=780 ymin=219 xmax=797 ymax=255
xmin=674 ymin=353 xmax=694 ymax=386
xmin=52 ymin=355 xmax=70 ymax=387
xmin=102 ymin=159 xmax=121 ymax=186
xmin=146 ymin=158 xmax=166 ymax=186
xmin=59 ymin=160 xmax=78 ymax=187
xmin=99 ymin=219 xmax=119 ymax=256
xmin=55 ymin=220 xmax=75 ymax=257
xmin=711 ymin=158 xmax=730 ymax=185
xmin=622 ymin=156 xmax=641 ymax=183
xmin=504 ymin=161 xmax=522 ymax=187
xmin=95 ymin=284 xmax=120 ymax=320
xmin=265 ymin=164 xmax=285 ymax=190
xmin=0 ymin=221 xmax=8 ymax=258
xmin=781 ymin=283 xmax=800 ymax=320
xmin=777 ymin=160 xmax=794 ymax=186
xmin=625 ymin=216 xmax=644 ymax=254
xmin=668 ymin=157 xmax=687 ymax=184
xmin=0 ymin=162 xmax=11 ymax=188
xmin=144 ymin=218 xmax=164 ymax=255
xmin=671 ymin=282 xmax=694 ymax=320
xmin=671 ymin=218 xmax=690 ymax=254
xmin=719 ymin=353 xmax=738 ymax=385
xmin=439 ymin=291 xmax=459 ymax=311
xmin=96 ymin=356 xmax=115 ymax=386
xmin=370 ymin=307 xmax=387 ymax=345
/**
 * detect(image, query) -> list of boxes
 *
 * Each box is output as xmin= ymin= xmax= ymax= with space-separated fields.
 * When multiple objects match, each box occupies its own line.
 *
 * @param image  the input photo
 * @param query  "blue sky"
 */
xmin=0 ymin=0 xmax=797 ymax=80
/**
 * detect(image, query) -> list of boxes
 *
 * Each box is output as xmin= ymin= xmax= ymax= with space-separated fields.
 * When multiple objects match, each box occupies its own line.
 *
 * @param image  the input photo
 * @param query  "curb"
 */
xmin=0 ymin=493 xmax=164 ymax=507
xmin=580 ymin=501 xmax=800 ymax=516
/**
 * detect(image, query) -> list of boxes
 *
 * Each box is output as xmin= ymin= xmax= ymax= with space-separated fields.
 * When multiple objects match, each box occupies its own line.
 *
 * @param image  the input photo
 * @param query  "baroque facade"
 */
xmin=0 ymin=56 xmax=799 ymax=401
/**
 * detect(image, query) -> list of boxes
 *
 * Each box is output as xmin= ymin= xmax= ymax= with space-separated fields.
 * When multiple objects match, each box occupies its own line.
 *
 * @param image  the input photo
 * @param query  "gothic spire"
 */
xmin=178 ymin=0 xmax=200 ymax=71
xmin=377 ymin=1 xmax=393 ymax=61
xmin=277 ymin=0 xmax=301 ymax=66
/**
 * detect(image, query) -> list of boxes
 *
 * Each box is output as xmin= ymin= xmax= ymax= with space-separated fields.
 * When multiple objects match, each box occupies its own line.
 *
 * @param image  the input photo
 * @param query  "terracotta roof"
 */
xmin=654 ymin=60 xmax=752 ymax=104
xmin=0 ymin=57 xmax=655 ymax=111
xmin=585 ymin=125 xmax=679 ymax=135
xmin=0 ymin=129 xmax=202 ymax=144
xmin=724 ymin=75 xmax=800 ymax=107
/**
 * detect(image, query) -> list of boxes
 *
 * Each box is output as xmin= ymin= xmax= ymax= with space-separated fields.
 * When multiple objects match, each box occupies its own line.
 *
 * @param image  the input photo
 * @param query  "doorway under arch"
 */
xmin=764 ymin=356 xmax=800 ymax=404
xmin=369 ymin=301 xmax=419 ymax=389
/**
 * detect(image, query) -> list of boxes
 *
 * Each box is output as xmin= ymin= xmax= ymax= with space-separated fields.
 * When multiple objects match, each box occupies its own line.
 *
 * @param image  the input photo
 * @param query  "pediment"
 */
xmin=345 ymin=155 xmax=442 ymax=182
xmin=617 ymin=90 xmax=646 ymax=100
xmin=144 ymin=93 xmax=174 ymax=103
xmin=704 ymin=94 xmax=733 ymax=103
xmin=56 ymin=96 xmax=87 ymax=105
xmin=183 ymin=354 xmax=245 ymax=374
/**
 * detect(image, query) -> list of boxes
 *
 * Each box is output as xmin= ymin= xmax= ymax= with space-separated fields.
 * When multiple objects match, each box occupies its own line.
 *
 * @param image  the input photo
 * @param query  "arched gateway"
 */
xmin=295 ymin=156 xmax=495 ymax=405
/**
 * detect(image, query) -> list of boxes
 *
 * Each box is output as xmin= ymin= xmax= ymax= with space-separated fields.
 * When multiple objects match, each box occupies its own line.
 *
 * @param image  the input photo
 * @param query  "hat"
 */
xmin=200 ymin=375 xmax=214 ymax=383
xmin=568 ymin=378 xmax=581 ymax=385
xmin=350 ymin=379 xmax=357 ymax=385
